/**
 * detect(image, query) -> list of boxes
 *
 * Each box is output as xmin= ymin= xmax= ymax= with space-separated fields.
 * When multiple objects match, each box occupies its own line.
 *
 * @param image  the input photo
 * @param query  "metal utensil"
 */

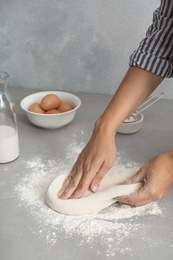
xmin=136 ymin=92 xmax=164 ymax=115
xmin=125 ymin=92 xmax=164 ymax=123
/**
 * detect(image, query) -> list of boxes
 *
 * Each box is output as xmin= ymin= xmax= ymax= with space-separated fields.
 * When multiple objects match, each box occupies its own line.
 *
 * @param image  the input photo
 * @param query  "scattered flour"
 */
xmin=13 ymin=141 xmax=163 ymax=257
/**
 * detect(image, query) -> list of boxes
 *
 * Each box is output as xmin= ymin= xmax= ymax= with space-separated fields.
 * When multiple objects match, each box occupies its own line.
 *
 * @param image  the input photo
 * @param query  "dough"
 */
xmin=46 ymin=168 xmax=141 ymax=216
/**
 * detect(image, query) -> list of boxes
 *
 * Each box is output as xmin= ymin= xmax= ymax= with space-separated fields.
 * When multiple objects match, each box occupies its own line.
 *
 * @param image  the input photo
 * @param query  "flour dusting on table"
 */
xmin=13 ymin=141 xmax=163 ymax=256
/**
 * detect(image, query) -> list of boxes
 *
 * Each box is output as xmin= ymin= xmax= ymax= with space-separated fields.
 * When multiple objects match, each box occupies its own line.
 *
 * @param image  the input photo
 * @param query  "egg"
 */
xmin=28 ymin=103 xmax=45 ymax=114
xmin=45 ymin=109 xmax=61 ymax=114
xmin=58 ymin=102 xmax=74 ymax=113
xmin=41 ymin=94 xmax=61 ymax=110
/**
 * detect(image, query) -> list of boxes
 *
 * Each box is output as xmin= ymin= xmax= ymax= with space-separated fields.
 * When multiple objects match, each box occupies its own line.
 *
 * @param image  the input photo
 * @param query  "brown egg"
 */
xmin=45 ymin=109 xmax=61 ymax=114
xmin=28 ymin=103 xmax=45 ymax=114
xmin=58 ymin=102 xmax=74 ymax=113
xmin=41 ymin=94 xmax=61 ymax=110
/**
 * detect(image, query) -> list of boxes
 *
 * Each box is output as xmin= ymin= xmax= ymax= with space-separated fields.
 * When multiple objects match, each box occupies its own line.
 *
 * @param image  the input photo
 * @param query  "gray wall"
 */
xmin=1 ymin=0 xmax=172 ymax=98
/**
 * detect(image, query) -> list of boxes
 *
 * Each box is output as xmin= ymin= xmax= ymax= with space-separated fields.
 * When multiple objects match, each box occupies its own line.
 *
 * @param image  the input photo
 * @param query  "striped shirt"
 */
xmin=129 ymin=0 xmax=173 ymax=77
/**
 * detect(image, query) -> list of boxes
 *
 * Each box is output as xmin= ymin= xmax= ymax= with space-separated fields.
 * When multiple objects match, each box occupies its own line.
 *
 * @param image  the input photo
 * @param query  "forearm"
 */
xmin=96 ymin=66 xmax=163 ymax=133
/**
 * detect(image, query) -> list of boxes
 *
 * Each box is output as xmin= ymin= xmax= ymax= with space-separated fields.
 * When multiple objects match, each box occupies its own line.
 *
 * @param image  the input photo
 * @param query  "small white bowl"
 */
xmin=117 ymin=112 xmax=144 ymax=134
xmin=20 ymin=91 xmax=81 ymax=129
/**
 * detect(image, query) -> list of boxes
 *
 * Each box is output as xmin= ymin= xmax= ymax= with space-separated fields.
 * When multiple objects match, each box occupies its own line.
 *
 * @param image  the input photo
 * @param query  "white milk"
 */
xmin=0 ymin=125 xmax=19 ymax=163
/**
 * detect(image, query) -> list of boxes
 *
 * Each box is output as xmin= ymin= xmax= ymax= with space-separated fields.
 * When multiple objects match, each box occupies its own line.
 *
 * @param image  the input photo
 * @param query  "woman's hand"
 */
xmin=58 ymin=67 xmax=164 ymax=200
xmin=58 ymin=121 xmax=116 ymax=199
xmin=116 ymin=151 xmax=173 ymax=206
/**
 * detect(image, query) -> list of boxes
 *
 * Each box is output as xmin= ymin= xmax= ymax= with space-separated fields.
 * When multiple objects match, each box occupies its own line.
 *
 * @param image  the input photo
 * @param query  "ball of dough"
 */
xmin=46 ymin=171 xmax=141 ymax=216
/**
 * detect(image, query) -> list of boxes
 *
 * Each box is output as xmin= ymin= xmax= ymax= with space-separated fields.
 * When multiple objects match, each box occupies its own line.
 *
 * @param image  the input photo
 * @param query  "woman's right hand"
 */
xmin=58 ymin=67 xmax=163 ymax=200
xmin=58 ymin=120 xmax=116 ymax=199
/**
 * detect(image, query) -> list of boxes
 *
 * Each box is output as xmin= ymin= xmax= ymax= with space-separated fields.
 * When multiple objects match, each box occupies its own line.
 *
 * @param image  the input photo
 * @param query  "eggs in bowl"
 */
xmin=20 ymin=91 xmax=81 ymax=129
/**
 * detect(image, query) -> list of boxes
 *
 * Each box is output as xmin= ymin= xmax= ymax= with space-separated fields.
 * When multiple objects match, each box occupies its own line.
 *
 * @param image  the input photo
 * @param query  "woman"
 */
xmin=58 ymin=0 xmax=173 ymax=206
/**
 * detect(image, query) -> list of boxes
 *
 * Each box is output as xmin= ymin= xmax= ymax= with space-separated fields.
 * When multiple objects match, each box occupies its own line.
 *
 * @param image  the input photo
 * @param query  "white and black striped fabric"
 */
xmin=129 ymin=0 xmax=173 ymax=78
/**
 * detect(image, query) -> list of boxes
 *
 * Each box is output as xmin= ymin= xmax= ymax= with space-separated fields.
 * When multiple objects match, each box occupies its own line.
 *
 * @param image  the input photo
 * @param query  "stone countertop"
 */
xmin=1 ymin=87 xmax=173 ymax=260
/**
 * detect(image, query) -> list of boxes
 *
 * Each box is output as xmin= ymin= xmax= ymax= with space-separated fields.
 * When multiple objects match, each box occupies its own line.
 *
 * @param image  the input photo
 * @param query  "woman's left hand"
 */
xmin=116 ymin=151 xmax=173 ymax=206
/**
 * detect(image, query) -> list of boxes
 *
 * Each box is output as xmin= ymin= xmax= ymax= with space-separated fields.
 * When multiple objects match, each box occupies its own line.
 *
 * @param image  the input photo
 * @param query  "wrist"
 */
xmin=94 ymin=115 xmax=118 ymax=136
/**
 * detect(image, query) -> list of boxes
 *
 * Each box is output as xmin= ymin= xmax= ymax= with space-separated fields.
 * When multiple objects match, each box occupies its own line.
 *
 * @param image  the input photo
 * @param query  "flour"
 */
xmin=13 ymin=141 xmax=163 ymax=256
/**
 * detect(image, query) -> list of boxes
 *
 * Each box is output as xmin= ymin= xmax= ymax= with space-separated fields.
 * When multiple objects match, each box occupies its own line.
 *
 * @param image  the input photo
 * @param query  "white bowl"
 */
xmin=117 ymin=112 xmax=144 ymax=134
xmin=20 ymin=91 xmax=81 ymax=129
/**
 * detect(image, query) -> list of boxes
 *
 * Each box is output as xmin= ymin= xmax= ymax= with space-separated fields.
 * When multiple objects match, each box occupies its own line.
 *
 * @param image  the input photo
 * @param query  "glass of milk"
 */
xmin=0 ymin=71 xmax=19 ymax=163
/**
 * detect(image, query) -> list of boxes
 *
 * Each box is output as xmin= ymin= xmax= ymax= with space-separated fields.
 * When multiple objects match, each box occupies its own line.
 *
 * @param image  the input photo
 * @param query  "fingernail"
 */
xmin=57 ymin=190 xmax=68 ymax=198
xmin=57 ymin=189 xmax=63 ymax=197
xmin=70 ymin=194 xmax=80 ymax=199
xmin=125 ymin=179 xmax=132 ymax=184
xmin=91 ymin=183 xmax=99 ymax=192
xmin=58 ymin=193 xmax=70 ymax=199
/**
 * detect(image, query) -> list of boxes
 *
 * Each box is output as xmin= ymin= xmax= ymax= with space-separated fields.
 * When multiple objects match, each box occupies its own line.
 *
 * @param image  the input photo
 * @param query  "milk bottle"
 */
xmin=0 ymin=71 xmax=19 ymax=163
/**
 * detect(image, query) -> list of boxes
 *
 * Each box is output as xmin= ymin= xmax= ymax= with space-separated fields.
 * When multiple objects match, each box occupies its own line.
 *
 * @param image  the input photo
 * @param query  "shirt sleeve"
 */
xmin=129 ymin=0 xmax=173 ymax=78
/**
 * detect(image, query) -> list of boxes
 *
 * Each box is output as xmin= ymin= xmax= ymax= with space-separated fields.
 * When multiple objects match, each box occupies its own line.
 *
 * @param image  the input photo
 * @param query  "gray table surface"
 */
xmin=1 ymin=88 xmax=173 ymax=260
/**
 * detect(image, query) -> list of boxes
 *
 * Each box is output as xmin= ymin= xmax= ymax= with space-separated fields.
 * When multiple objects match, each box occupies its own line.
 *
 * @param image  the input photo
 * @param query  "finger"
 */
xmin=115 ymin=184 xmax=151 ymax=206
xmin=89 ymin=161 xmax=112 ymax=192
xmin=134 ymin=198 xmax=152 ymax=207
xmin=58 ymin=172 xmax=74 ymax=192
xmin=115 ymin=193 xmax=152 ymax=207
xmin=57 ymin=175 xmax=72 ymax=196
xmin=121 ymin=168 xmax=147 ymax=185
xmin=70 ymin=167 xmax=98 ymax=199
xmin=58 ymin=168 xmax=83 ymax=199
xmin=70 ymin=159 xmax=104 ymax=198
